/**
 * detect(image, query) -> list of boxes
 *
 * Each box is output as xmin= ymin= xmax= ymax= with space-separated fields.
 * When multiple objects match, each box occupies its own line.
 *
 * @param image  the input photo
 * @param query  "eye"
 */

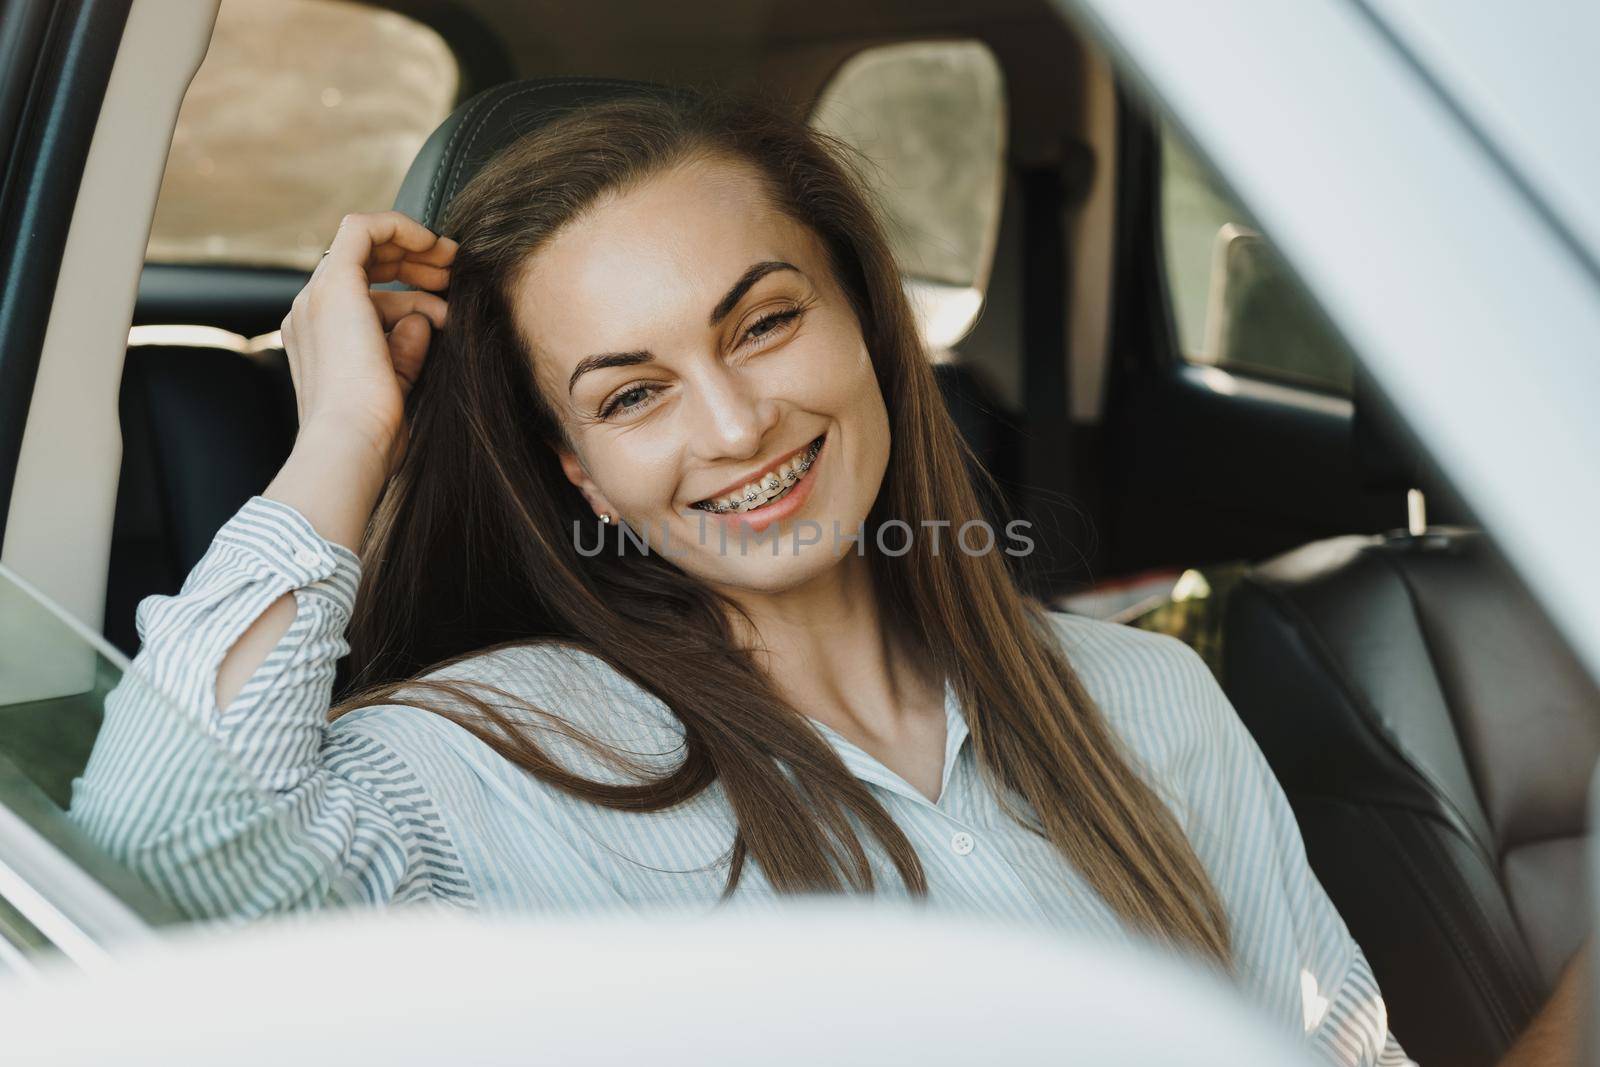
xmin=739 ymin=306 xmax=803 ymax=348
xmin=599 ymin=382 xmax=662 ymax=420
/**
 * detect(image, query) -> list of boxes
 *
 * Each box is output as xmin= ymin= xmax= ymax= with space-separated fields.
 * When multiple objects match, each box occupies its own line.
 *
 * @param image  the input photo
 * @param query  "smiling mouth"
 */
xmin=690 ymin=434 xmax=826 ymax=514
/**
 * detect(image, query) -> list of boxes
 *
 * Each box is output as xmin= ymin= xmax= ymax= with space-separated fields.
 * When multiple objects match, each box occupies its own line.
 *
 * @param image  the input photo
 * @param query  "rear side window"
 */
xmin=1159 ymin=125 xmax=1356 ymax=395
xmin=811 ymin=40 xmax=1006 ymax=351
xmin=145 ymin=0 xmax=459 ymax=271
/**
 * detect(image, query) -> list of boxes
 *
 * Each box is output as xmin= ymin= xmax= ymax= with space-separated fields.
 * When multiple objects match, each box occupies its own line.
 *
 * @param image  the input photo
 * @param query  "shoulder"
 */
xmin=1042 ymin=611 xmax=1299 ymax=884
xmin=1039 ymin=610 xmax=1264 ymax=821
xmin=1041 ymin=611 xmax=1225 ymax=749
xmin=1041 ymin=609 xmax=1207 ymax=683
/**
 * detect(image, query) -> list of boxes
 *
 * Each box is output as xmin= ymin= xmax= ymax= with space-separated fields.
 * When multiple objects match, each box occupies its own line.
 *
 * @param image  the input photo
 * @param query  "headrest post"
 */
xmin=1406 ymin=488 xmax=1428 ymax=537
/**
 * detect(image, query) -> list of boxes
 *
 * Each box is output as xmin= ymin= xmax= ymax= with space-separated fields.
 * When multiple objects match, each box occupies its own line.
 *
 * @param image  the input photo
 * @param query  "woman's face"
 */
xmin=510 ymin=153 xmax=891 ymax=594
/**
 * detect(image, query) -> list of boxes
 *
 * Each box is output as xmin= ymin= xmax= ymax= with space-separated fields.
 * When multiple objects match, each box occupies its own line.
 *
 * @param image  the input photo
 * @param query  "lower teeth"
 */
xmin=751 ymin=482 xmax=796 ymax=510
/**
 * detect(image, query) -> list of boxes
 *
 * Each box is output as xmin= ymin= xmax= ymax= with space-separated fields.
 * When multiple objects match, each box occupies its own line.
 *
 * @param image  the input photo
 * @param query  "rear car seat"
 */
xmin=106 ymin=341 xmax=298 ymax=656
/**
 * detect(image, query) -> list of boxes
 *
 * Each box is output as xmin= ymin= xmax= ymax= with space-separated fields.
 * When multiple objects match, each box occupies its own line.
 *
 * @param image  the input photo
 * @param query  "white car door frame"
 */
xmin=0 ymin=0 xmax=218 ymax=632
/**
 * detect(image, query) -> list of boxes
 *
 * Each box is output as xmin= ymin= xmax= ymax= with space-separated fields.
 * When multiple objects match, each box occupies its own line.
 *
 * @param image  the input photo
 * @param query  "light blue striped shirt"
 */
xmin=70 ymin=496 xmax=1415 ymax=1066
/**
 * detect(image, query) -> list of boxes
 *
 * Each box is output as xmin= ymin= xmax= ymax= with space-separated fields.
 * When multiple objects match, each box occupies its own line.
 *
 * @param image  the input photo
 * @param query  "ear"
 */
xmin=553 ymin=445 xmax=617 ymax=521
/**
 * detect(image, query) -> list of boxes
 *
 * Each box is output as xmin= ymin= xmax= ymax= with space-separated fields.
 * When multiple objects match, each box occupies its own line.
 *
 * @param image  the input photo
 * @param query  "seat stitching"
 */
xmin=447 ymin=79 xmax=652 ymax=201
xmin=1406 ymin=806 xmax=1545 ymax=1021
xmin=442 ymin=79 xmax=656 ymax=213
xmin=1239 ymin=573 xmax=1499 ymax=859
xmin=1387 ymin=817 xmax=1520 ymax=1041
xmin=424 ymin=88 xmax=499 ymax=224
xmin=1369 ymin=546 xmax=1571 ymax=1002
xmin=1321 ymin=797 xmax=1531 ymax=1044
xmin=1371 ymin=547 xmax=1501 ymax=847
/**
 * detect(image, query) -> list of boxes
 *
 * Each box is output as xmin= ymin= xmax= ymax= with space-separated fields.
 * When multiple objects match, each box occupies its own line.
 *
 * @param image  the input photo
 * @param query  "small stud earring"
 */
xmin=599 ymin=513 xmax=612 ymax=525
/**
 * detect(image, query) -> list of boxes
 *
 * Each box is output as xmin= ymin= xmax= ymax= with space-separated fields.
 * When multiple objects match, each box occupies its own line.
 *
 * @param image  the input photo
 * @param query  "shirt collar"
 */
xmin=805 ymin=675 xmax=969 ymax=809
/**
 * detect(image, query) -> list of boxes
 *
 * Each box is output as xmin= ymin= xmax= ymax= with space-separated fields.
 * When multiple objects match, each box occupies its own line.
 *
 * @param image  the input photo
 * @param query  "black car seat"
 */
xmin=106 ymin=340 xmax=298 ymax=656
xmin=1221 ymin=366 xmax=1600 ymax=1067
xmin=108 ymin=77 xmax=1020 ymax=656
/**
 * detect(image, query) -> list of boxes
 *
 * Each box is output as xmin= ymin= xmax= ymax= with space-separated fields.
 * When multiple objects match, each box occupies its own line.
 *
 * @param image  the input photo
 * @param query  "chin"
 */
xmin=684 ymin=539 xmax=852 ymax=594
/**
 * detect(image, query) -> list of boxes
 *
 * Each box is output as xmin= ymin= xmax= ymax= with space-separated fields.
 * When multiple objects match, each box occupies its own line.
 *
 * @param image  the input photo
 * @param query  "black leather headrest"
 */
xmin=392 ymin=77 xmax=688 ymax=232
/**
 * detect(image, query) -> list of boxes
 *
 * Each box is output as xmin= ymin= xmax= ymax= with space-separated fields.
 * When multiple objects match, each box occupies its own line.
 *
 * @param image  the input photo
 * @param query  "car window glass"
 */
xmin=1159 ymin=124 xmax=1356 ymax=395
xmin=811 ymin=40 xmax=1006 ymax=352
xmin=0 ymin=566 xmax=264 ymax=958
xmin=145 ymin=0 xmax=459 ymax=271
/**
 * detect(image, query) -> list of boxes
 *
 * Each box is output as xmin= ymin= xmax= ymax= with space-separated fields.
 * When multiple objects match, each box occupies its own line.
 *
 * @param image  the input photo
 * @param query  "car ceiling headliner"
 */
xmin=375 ymin=0 xmax=1089 ymax=150
xmin=426 ymin=0 xmax=1047 ymax=50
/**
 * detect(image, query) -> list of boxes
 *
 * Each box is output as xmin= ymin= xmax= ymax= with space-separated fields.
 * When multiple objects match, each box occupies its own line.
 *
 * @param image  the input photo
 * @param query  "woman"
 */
xmin=73 ymin=91 xmax=1413 ymax=1065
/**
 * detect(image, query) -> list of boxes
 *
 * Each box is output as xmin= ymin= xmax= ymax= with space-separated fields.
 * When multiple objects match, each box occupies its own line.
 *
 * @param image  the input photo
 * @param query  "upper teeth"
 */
xmin=696 ymin=437 xmax=823 ymax=513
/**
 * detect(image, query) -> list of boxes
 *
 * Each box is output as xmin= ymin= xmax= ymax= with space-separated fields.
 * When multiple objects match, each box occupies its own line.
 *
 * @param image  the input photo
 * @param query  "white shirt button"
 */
xmin=950 ymin=831 xmax=975 ymax=856
xmin=293 ymin=548 xmax=325 ymax=570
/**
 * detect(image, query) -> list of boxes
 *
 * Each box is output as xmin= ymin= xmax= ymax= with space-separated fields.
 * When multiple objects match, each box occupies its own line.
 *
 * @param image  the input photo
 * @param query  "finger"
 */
xmin=371 ymin=290 xmax=448 ymax=331
xmin=367 ymin=259 xmax=452 ymax=290
xmin=387 ymin=313 xmax=432 ymax=392
xmin=366 ymin=247 xmax=452 ymax=289
xmin=326 ymin=210 xmax=447 ymax=272
xmin=417 ymin=235 xmax=458 ymax=266
xmin=370 ymin=234 xmax=457 ymax=268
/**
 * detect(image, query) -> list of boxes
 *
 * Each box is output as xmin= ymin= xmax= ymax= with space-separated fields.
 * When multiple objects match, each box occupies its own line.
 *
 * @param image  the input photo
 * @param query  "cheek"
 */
xmin=779 ymin=321 xmax=880 ymax=412
xmin=796 ymin=333 xmax=891 ymax=495
xmin=581 ymin=437 xmax=682 ymax=511
xmin=827 ymin=337 xmax=888 ymax=437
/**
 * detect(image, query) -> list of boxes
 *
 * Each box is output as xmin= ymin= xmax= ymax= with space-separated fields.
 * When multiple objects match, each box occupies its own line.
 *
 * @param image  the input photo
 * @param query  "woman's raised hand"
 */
xmin=280 ymin=210 xmax=456 ymax=479
xmin=234 ymin=213 xmax=454 ymax=711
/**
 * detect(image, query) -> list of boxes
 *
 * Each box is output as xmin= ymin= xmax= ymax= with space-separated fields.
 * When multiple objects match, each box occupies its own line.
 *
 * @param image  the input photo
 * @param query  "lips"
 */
xmin=689 ymin=433 xmax=827 ymax=513
xmin=694 ymin=430 xmax=827 ymax=533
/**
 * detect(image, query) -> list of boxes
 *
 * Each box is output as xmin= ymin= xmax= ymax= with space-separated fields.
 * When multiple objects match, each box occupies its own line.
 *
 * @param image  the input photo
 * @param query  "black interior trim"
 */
xmin=134 ymin=263 xmax=309 ymax=337
xmin=1016 ymin=161 xmax=1076 ymax=597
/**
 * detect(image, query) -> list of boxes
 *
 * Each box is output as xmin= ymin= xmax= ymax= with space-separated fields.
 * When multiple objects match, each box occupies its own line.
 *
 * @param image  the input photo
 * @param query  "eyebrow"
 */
xmin=566 ymin=259 xmax=801 ymax=396
xmin=709 ymin=260 xmax=799 ymax=327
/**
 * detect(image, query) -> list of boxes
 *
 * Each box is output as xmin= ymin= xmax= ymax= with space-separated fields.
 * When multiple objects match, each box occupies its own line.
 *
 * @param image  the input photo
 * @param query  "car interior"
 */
xmin=2 ymin=1 xmax=1596 ymax=1063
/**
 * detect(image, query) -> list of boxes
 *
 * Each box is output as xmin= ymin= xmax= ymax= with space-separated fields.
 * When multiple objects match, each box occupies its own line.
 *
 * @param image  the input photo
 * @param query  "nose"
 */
xmin=683 ymin=359 xmax=779 ymax=462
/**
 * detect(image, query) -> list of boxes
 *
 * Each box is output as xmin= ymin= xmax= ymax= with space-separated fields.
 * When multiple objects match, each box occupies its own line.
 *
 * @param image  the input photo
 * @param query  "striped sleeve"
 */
xmin=68 ymin=495 xmax=472 ymax=919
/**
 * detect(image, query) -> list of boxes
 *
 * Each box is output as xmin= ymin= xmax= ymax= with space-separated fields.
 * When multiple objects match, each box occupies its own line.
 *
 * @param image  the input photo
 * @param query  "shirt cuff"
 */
xmin=211 ymin=495 xmax=363 ymax=612
xmin=1310 ymin=953 xmax=1407 ymax=1067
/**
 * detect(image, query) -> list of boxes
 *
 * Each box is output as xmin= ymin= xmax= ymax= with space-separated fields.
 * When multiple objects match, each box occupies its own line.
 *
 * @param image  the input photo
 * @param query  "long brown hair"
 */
xmin=332 ymin=91 xmax=1233 ymax=966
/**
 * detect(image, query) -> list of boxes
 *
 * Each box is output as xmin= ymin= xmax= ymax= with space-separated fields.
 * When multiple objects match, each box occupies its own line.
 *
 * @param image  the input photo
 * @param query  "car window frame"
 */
xmin=1151 ymin=121 xmax=1356 ymax=400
